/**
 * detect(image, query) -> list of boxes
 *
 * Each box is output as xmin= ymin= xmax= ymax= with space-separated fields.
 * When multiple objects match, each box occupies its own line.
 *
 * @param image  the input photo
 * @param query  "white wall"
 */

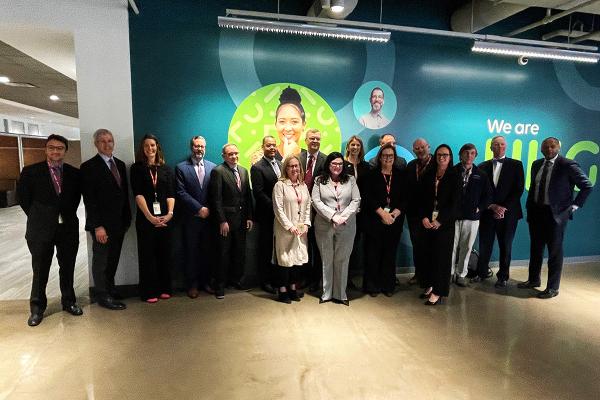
xmin=0 ymin=0 xmax=139 ymax=286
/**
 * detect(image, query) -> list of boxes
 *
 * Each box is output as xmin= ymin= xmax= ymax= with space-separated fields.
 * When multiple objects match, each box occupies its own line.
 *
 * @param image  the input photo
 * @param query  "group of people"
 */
xmin=17 ymin=123 xmax=593 ymax=325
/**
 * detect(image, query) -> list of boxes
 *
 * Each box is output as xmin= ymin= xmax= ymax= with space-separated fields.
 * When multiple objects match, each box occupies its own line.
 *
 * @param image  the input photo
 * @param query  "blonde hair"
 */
xmin=280 ymin=155 xmax=305 ymax=183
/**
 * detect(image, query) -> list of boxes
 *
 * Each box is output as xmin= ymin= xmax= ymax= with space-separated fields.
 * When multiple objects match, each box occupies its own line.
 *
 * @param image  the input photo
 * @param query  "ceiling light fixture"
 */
xmin=0 ymin=76 xmax=10 ymax=84
xmin=49 ymin=95 xmax=60 ymax=101
xmin=331 ymin=0 xmax=344 ymax=13
xmin=218 ymin=16 xmax=390 ymax=43
xmin=472 ymin=41 xmax=600 ymax=63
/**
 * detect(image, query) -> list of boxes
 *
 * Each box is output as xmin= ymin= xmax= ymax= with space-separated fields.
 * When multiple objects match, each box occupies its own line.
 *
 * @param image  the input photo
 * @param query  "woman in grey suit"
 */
xmin=312 ymin=152 xmax=361 ymax=306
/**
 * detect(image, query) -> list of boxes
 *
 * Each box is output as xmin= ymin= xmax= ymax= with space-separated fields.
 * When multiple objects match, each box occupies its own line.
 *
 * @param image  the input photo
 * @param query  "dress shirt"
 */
xmin=534 ymin=154 xmax=558 ymax=205
xmin=492 ymin=156 xmax=505 ymax=187
xmin=359 ymin=112 xmax=390 ymax=129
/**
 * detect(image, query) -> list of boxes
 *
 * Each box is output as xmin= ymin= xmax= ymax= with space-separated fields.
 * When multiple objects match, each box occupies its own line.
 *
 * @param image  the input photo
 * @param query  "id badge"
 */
xmin=383 ymin=206 xmax=391 ymax=213
xmin=152 ymin=201 xmax=162 ymax=215
xmin=58 ymin=214 xmax=63 ymax=224
xmin=432 ymin=211 xmax=439 ymax=222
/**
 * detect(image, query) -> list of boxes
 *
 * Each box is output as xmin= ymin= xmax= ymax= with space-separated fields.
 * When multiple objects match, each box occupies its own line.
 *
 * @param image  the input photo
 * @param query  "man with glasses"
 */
xmin=17 ymin=134 xmax=83 ymax=326
xmin=359 ymin=87 xmax=390 ymax=129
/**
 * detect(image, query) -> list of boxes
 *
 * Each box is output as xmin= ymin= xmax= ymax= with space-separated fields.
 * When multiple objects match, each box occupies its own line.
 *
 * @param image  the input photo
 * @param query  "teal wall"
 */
xmin=130 ymin=0 xmax=599 ymax=263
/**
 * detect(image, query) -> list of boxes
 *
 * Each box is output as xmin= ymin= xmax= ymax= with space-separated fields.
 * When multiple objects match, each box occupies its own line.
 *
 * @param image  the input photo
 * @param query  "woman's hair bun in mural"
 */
xmin=228 ymin=83 xmax=341 ymax=171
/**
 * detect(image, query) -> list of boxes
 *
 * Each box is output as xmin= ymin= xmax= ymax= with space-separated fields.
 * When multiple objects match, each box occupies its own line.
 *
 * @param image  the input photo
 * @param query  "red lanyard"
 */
xmin=382 ymin=172 xmax=392 ymax=206
xmin=149 ymin=166 xmax=158 ymax=200
xmin=48 ymin=163 xmax=62 ymax=194
xmin=416 ymin=156 xmax=431 ymax=180
xmin=292 ymin=183 xmax=302 ymax=206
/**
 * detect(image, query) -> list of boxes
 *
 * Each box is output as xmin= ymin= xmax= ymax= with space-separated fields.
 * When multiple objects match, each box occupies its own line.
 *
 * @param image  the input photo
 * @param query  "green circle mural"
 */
xmin=227 ymin=83 xmax=341 ymax=171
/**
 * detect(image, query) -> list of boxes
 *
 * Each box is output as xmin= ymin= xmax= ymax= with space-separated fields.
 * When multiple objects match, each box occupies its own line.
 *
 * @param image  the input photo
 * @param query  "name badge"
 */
xmin=383 ymin=206 xmax=391 ymax=213
xmin=58 ymin=214 xmax=63 ymax=224
xmin=152 ymin=201 xmax=162 ymax=215
xmin=432 ymin=211 xmax=439 ymax=222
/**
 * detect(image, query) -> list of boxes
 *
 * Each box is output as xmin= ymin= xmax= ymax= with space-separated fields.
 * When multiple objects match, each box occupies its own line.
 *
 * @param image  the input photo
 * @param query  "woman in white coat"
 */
xmin=312 ymin=152 xmax=361 ymax=306
xmin=272 ymin=155 xmax=312 ymax=304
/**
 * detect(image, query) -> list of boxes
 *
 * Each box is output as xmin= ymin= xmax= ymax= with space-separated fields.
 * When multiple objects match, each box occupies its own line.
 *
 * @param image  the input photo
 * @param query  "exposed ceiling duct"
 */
xmin=452 ymin=1 xmax=527 ymax=33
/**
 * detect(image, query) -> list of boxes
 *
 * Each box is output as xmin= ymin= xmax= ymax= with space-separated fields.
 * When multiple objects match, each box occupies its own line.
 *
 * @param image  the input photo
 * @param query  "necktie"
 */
xmin=537 ymin=160 xmax=550 ymax=204
xmin=50 ymin=166 xmax=62 ymax=195
xmin=272 ymin=160 xmax=281 ymax=178
xmin=233 ymin=168 xmax=241 ymax=190
xmin=493 ymin=158 xmax=504 ymax=165
xmin=108 ymin=158 xmax=121 ymax=187
xmin=305 ymin=155 xmax=314 ymax=190
xmin=197 ymin=162 xmax=205 ymax=188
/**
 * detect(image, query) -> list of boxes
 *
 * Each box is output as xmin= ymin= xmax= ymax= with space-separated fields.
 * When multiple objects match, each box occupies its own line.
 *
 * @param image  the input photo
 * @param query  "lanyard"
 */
xmin=48 ymin=164 xmax=62 ymax=194
xmin=332 ymin=181 xmax=341 ymax=211
xmin=149 ymin=166 xmax=159 ymax=201
xmin=433 ymin=173 xmax=444 ymax=211
xmin=382 ymin=172 xmax=392 ymax=206
xmin=292 ymin=183 xmax=302 ymax=206
xmin=416 ymin=156 xmax=431 ymax=180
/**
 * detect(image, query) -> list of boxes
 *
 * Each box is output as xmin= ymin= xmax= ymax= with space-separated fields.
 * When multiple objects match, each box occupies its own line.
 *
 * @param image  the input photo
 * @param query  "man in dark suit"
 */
xmin=209 ymin=143 xmax=254 ymax=299
xmin=299 ymin=128 xmax=327 ymax=291
xmin=518 ymin=137 xmax=592 ymax=298
xmin=81 ymin=129 xmax=131 ymax=310
xmin=250 ymin=135 xmax=281 ymax=295
xmin=368 ymin=133 xmax=407 ymax=170
xmin=471 ymin=135 xmax=524 ymax=288
xmin=17 ymin=134 xmax=83 ymax=326
xmin=175 ymin=135 xmax=216 ymax=298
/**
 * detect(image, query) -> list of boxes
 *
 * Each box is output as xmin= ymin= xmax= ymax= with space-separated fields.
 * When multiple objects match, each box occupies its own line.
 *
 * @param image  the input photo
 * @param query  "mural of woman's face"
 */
xmin=275 ymin=104 xmax=305 ymax=145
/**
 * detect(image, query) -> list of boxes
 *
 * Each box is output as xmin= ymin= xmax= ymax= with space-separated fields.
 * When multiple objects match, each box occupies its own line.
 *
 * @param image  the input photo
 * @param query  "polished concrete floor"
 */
xmin=1 ymin=263 xmax=600 ymax=400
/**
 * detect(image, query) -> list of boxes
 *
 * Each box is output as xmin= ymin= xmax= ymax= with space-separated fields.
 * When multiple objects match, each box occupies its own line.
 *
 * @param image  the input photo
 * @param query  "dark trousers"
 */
xmin=527 ymin=205 xmax=567 ymax=290
xmin=277 ymin=265 xmax=300 ymax=288
xmin=305 ymin=225 xmax=323 ymax=285
xmin=27 ymin=225 xmax=78 ymax=313
xmin=477 ymin=213 xmax=519 ymax=280
xmin=421 ymin=227 xmax=454 ymax=297
xmin=91 ymin=231 xmax=125 ymax=299
xmin=407 ymin=216 xmax=425 ymax=280
xmin=364 ymin=230 xmax=401 ymax=293
xmin=215 ymin=223 xmax=246 ymax=289
xmin=257 ymin=219 xmax=275 ymax=286
xmin=182 ymin=217 xmax=212 ymax=290
xmin=136 ymin=221 xmax=172 ymax=300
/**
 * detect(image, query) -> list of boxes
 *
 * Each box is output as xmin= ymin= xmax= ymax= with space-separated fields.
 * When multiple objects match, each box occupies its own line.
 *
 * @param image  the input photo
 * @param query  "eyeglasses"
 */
xmin=437 ymin=153 xmax=450 ymax=158
xmin=47 ymin=145 xmax=66 ymax=151
xmin=330 ymin=162 xmax=344 ymax=166
xmin=381 ymin=154 xmax=395 ymax=159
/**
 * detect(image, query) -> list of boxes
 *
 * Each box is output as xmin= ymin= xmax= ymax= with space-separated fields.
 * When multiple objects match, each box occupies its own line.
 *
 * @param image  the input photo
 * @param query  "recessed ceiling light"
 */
xmin=0 ymin=76 xmax=10 ymax=84
xmin=49 ymin=95 xmax=60 ymax=101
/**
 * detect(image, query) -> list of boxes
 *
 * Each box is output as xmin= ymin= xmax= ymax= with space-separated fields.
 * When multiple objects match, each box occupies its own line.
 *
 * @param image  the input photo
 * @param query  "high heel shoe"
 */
xmin=278 ymin=291 xmax=292 ymax=304
xmin=419 ymin=291 xmax=432 ymax=299
xmin=319 ymin=298 xmax=331 ymax=304
xmin=288 ymin=289 xmax=301 ymax=302
xmin=424 ymin=296 xmax=444 ymax=306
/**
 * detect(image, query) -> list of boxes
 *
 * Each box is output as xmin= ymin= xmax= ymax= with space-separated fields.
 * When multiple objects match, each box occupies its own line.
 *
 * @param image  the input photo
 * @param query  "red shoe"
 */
xmin=159 ymin=293 xmax=171 ymax=300
xmin=146 ymin=298 xmax=159 ymax=303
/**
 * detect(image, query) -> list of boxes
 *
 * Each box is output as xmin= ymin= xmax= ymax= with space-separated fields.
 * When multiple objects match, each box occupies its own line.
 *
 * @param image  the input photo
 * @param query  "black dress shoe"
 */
xmin=494 ymin=279 xmax=508 ymax=288
xmin=62 ymin=304 xmax=83 ymax=316
xmin=424 ymin=297 xmax=444 ymax=306
xmin=215 ymin=290 xmax=225 ymax=299
xmin=98 ymin=296 xmax=126 ymax=310
xmin=517 ymin=280 xmax=541 ymax=289
xmin=340 ymin=299 xmax=350 ymax=306
xmin=537 ymin=288 xmax=559 ymax=299
xmin=27 ymin=313 xmax=43 ymax=327
xmin=231 ymin=282 xmax=252 ymax=291
xmin=278 ymin=291 xmax=292 ymax=304
xmin=261 ymin=283 xmax=276 ymax=294
xmin=383 ymin=291 xmax=393 ymax=297
xmin=308 ymin=283 xmax=320 ymax=293
xmin=319 ymin=298 xmax=331 ymax=304
xmin=369 ymin=292 xmax=379 ymax=297
xmin=288 ymin=290 xmax=301 ymax=302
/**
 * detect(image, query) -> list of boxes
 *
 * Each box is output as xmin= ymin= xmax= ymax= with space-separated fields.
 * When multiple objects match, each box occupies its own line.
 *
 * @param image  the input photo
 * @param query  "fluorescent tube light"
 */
xmin=472 ymin=41 xmax=600 ymax=63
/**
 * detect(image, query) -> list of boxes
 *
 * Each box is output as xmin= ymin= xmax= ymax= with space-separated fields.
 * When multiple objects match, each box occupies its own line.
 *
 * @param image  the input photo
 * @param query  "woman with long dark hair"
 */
xmin=130 ymin=134 xmax=176 ymax=303
xmin=311 ymin=152 xmax=361 ymax=306
xmin=417 ymin=144 xmax=459 ymax=305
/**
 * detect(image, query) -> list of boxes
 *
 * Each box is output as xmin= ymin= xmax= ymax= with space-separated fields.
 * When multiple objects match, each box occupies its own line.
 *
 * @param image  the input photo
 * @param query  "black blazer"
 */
xmin=362 ymin=166 xmax=406 ymax=235
xmin=250 ymin=157 xmax=281 ymax=222
xmin=80 ymin=154 xmax=131 ymax=235
xmin=209 ymin=162 xmax=254 ymax=227
xmin=299 ymin=150 xmax=326 ymax=181
xmin=454 ymin=163 xmax=492 ymax=221
xmin=343 ymin=160 xmax=371 ymax=192
xmin=416 ymin=167 xmax=459 ymax=230
xmin=526 ymin=155 xmax=593 ymax=224
xmin=478 ymin=157 xmax=524 ymax=220
xmin=17 ymin=161 xmax=81 ymax=241
xmin=404 ymin=156 xmax=434 ymax=217
xmin=130 ymin=162 xmax=176 ymax=224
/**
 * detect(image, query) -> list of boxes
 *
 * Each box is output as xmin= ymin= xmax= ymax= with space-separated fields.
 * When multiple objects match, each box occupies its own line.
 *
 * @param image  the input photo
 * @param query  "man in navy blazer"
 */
xmin=471 ymin=135 xmax=524 ymax=288
xmin=17 ymin=134 xmax=83 ymax=326
xmin=81 ymin=129 xmax=131 ymax=310
xmin=175 ymin=136 xmax=216 ymax=298
xmin=250 ymin=136 xmax=282 ymax=295
xmin=518 ymin=137 xmax=592 ymax=298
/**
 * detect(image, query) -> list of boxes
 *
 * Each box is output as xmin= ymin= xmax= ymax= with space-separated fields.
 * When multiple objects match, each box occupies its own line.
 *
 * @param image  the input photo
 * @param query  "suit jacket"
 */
xmin=311 ymin=175 xmax=361 ymax=222
xmin=209 ymin=162 xmax=253 ymax=227
xmin=405 ymin=156 xmax=434 ymax=218
xmin=416 ymin=167 xmax=459 ymax=230
xmin=343 ymin=159 xmax=371 ymax=192
xmin=299 ymin=150 xmax=326 ymax=182
xmin=17 ymin=161 xmax=81 ymax=242
xmin=478 ymin=157 xmax=524 ymax=221
xmin=454 ymin=163 xmax=492 ymax=221
xmin=80 ymin=154 xmax=131 ymax=235
xmin=175 ymin=157 xmax=215 ymax=218
xmin=250 ymin=157 xmax=281 ymax=222
xmin=362 ymin=166 xmax=405 ymax=235
xmin=526 ymin=155 xmax=593 ymax=224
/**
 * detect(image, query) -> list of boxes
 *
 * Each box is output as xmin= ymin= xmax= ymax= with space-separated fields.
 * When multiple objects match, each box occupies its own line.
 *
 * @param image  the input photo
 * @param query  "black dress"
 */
xmin=362 ymin=166 xmax=406 ymax=294
xmin=416 ymin=167 xmax=459 ymax=297
xmin=130 ymin=162 xmax=176 ymax=300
